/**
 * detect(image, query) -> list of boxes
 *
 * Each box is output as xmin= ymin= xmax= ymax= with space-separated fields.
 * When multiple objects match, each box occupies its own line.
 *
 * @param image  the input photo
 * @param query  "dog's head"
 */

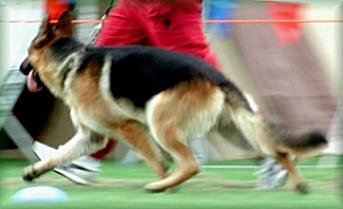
xmin=20 ymin=11 xmax=73 ymax=92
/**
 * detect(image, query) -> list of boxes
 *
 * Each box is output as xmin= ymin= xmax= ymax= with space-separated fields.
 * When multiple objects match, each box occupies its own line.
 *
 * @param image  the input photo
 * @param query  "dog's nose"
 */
xmin=19 ymin=58 xmax=33 ymax=75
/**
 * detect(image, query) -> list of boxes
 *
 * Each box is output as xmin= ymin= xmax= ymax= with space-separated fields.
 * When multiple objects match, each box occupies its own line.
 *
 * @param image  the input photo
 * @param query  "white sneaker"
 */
xmin=256 ymin=158 xmax=288 ymax=189
xmin=32 ymin=141 xmax=101 ymax=185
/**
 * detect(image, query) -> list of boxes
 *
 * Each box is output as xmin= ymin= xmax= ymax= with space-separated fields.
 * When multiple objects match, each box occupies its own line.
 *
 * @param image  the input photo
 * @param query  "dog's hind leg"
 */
xmin=275 ymin=153 xmax=308 ymax=194
xmin=115 ymin=120 xmax=168 ymax=179
xmin=22 ymin=128 xmax=108 ymax=182
xmin=144 ymin=81 xmax=224 ymax=192
xmin=144 ymin=127 xmax=199 ymax=192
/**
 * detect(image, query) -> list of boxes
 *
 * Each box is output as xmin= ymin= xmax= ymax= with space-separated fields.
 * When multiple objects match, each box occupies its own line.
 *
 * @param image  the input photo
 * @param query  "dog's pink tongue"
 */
xmin=27 ymin=70 xmax=43 ymax=92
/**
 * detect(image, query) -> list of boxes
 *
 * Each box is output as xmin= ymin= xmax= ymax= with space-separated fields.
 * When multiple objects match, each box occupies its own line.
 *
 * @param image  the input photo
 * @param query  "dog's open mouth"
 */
xmin=20 ymin=59 xmax=44 ymax=92
xmin=27 ymin=70 xmax=44 ymax=92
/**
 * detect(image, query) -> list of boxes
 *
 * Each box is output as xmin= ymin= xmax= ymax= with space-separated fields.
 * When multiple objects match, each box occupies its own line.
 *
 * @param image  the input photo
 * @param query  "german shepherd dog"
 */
xmin=20 ymin=11 xmax=327 ymax=193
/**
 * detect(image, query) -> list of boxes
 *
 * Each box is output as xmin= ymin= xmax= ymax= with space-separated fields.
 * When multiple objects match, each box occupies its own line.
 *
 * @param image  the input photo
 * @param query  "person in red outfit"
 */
xmin=97 ymin=0 xmax=219 ymax=67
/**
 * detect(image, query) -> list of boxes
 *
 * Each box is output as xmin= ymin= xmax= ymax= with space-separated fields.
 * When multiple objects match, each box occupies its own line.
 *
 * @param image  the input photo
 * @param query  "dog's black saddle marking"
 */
xmin=78 ymin=45 xmax=245 ymax=108
xmin=110 ymin=46 xmax=228 ymax=107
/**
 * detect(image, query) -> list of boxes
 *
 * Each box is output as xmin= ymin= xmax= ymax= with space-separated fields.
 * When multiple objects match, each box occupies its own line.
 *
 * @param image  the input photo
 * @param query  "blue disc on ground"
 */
xmin=11 ymin=185 xmax=70 ymax=204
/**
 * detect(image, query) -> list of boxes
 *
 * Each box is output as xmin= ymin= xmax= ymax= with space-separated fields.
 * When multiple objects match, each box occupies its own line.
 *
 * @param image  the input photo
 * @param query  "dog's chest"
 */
xmin=67 ymin=91 xmax=146 ymax=136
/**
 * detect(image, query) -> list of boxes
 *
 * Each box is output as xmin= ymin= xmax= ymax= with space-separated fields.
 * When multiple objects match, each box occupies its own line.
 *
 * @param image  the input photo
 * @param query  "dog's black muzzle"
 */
xmin=20 ymin=58 xmax=33 ymax=75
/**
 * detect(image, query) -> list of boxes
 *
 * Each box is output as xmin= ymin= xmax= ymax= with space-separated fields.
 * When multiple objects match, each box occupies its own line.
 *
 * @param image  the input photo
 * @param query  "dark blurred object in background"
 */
xmin=0 ymin=87 xmax=54 ymax=150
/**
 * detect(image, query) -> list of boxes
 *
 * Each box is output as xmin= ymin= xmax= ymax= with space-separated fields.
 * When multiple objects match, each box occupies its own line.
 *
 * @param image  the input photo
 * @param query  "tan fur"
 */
xmin=149 ymin=79 xmax=224 ymax=141
xmin=276 ymin=153 xmax=307 ymax=192
xmin=115 ymin=120 xmax=167 ymax=179
xmin=142 ymin=79 xmax=224 ymax=191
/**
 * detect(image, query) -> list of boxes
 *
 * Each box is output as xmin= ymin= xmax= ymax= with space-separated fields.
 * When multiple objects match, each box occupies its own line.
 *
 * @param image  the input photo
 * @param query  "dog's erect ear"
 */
xmin=32 ymin=14 xmax=54 ymax=48
xmin=55 ymin=10 xmax=73 ymax=37
xmin=38 ymin=14 xmax=52 ymax=36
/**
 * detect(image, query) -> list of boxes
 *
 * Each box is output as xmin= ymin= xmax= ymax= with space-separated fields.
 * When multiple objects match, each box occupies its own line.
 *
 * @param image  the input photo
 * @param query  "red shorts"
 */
xmin=96 ymin=0 xmax=220 ymax=68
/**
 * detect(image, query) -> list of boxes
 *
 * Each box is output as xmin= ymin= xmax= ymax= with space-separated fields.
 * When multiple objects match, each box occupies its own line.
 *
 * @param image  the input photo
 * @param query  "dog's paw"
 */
xmin=22 ymin=165 xmax=37 ymax=182
xmin=144 ymin=182 xmax=168 ymax=193
xmin=295 ymin=182 xmax=309 ymax=194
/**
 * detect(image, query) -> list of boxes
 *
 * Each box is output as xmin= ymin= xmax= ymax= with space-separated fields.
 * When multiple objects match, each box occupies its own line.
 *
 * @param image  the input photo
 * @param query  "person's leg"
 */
xmin=90 ymin=2 xmax=154 ymax=160
xmin=86 ymin=2 xmax=152 ymax=162
xmin=135 ymin=2 xmax=219 ymax=167
xmin=256 ymin=157 xmax=288 ymax=189
xmin=146 ymin=2 xmax=220 ymax=69
xmin=90 ymin=139 xmax=116 ymax=160
xmin=96 ymin=2 xmax=148 ymax=47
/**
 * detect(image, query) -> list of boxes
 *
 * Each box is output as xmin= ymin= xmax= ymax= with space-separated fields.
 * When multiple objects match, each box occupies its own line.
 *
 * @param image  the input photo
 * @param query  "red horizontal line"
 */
xmin=1 ymin=19 xmax=342 ymax=24
xmin=204 ymin=19 xmax=343 ymax=24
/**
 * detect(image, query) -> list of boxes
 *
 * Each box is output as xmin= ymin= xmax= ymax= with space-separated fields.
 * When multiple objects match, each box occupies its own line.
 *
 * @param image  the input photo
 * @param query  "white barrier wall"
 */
xmin=0 ymin=1 xmax=8 ymax=82
xmin=305 ymin=1 xmax=342 ymax=94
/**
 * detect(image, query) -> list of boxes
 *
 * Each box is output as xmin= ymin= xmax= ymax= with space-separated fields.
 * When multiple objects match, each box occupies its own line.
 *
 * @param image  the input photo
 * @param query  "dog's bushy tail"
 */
xmin=220 ymin=86 xmax=328 ymax=157
xmin=273 ymin=128 xmax=328 ymax=155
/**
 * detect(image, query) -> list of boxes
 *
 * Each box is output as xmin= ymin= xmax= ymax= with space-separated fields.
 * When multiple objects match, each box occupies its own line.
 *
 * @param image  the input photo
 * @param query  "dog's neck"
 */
xmin=39 ymin=38 xmax=85 ymax=97
xmin=48 ymin=38 xmax=84 ymax=63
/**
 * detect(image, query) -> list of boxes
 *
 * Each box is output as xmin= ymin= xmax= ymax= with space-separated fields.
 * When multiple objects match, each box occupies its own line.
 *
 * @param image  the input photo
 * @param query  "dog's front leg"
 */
xmin=23 ymin=128 xmax=107 ymax=182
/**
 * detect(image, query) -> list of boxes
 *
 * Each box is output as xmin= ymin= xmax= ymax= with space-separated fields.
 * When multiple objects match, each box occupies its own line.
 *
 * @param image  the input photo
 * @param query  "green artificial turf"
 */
xmin=0 ymin=157 xmax=342 ymax=209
